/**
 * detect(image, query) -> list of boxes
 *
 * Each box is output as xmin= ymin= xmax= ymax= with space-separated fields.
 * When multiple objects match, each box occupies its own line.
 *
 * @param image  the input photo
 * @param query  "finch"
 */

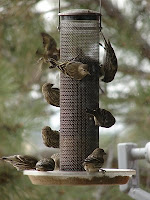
xmin=1 ymin=155 xmax=38 ymax=171
xmin=86 ymin=108 xmax=116 ymax=128
xmin=36 ymin=32 xmax=60 ymax=64
xmin=48 ymin=58 xmax=90 ymax=80
xmin=36 ymin=158 xmax=55 ymax=171
xmin=99 ymin=32 xmax=118 ymax=83
xmin=51 ymin=153 xmax=60 ymax=170
xmin=35 ymin=32 xmax=60 ymax=80
xmin=83 ymin=148 xmax=106 ymax=173
xmin=41 ymin=126 xmax=59 ymax=148
xmin=42 ymin=83 xmax=60 ymax=107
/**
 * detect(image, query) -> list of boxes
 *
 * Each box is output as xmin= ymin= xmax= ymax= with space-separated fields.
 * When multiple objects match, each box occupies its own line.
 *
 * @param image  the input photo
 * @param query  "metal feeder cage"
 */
xmin=59 ymin=9 xmax=100 ymax=171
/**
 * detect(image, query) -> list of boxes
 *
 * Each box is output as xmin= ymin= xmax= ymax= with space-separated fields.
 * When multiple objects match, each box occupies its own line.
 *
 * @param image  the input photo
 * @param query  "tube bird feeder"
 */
xmin=24 ymin=9 xmax=136 ymax=185
xmin=59 ymin=9 xmax=100 ymax=171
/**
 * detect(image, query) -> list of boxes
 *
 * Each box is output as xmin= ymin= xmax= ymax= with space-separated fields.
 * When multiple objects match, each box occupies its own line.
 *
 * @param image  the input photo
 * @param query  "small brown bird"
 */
xmin=51 ymin=153 xmax=60 ymax=170
xmin=35 ymin=32 xmax=60 ymax=80
xmin=83 ymin=148 xmax=106 ymax=173
xmin=42 ymin=83 xmax=60 ymax=107
xmin=36 ymin=32 xmax=60 ymax=63
xmin=48 ymin=58 xmax=90 ymax=80
xmin=99 ymin=32 xmax=118 ymax=83
xmin=86 ymin=108 xmax=116 ymax=128
xmin=1 ymin=155 xmax=38 ymax=171
xmin=36 ymin=158 xmax=55 ymax=171
xmin=41 ymin=126 xmax=59 ymax=148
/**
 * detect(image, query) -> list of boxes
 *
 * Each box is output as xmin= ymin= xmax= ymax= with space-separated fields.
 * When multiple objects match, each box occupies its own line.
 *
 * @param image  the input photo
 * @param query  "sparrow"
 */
xmin=83 ymin=148 xmax=106 ymax=173
xmin=86 ymin=108 xmax=116 ymax=128
xmin=1 ymin=155 xmax=38 ymax=171
xmin=51 ymin=153 xmax=60 ymax=170
xmin=41 ymin=126 xmax=59 ymax=148
xmin=42 ymin=83 xmax=60 ymax=107
xmin=99 ymin=32 xmax=118 ymax=83
xmin=36 ymin=158 xmax=55 ymax=171
xmin=48 ymin=58 xmax=90 ymax=80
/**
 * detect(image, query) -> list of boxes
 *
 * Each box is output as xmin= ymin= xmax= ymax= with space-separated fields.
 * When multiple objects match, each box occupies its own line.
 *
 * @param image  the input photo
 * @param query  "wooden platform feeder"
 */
xmin=24 ymin=9 xmax=136 ymax=185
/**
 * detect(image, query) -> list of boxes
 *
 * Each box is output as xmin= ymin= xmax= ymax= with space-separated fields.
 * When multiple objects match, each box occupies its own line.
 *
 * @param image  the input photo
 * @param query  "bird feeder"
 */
xmin=24 ymin=9 xmax=135 ymax=185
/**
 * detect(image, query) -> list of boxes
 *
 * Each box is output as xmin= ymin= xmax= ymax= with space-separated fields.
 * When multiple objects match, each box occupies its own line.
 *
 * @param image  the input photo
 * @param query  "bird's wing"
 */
xmin=18 ymin=155 xmax=37 ymax=164
xmin=85 ymin=155 xmax=104 ymax=163
xmin=48 ymin=88 xmax=60 ymax=107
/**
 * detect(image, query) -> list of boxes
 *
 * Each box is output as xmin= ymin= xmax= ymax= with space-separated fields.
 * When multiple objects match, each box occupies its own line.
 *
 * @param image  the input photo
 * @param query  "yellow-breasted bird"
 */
xmin=99 ymin=32 xmax=118 ymax=83
xmin=86 ymin=107 xmax=116 ymax=128
xmin=36 ymin=158 xmax=55 ymax=171
xmin=42 ymin=83 xmax=60 ymax=107
xmin=83 ymin=148 xmax=106 ymax=173
xmin=48 ymin=58 xmax=90 ymax=80
xmin=1 ymin=155 xmax=38 ymax=171
xmin=41 ymin=126 xmax=59 ymax=148
xmin=51 ymin=153 xmax=60 ymax=170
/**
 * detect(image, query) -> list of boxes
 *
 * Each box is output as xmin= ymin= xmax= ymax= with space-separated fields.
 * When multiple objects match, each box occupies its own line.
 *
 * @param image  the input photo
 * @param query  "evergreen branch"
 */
xmin=100 ymin=0 xmax=150 ymax=60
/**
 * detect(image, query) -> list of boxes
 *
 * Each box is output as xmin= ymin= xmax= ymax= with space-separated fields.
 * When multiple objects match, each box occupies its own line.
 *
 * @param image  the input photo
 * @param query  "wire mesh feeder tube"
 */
xmin=59 ymin=9 xmax=100 ymax=171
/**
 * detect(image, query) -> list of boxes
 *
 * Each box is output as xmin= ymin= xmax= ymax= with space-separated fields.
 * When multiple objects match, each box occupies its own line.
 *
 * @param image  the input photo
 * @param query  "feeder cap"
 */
xmin=58 ymin=9 xmax=101 ymax=16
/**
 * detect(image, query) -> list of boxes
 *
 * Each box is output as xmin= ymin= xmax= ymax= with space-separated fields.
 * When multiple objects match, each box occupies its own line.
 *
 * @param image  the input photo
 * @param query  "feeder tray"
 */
xmin=24 ymin=169 xmax=136 ymax=186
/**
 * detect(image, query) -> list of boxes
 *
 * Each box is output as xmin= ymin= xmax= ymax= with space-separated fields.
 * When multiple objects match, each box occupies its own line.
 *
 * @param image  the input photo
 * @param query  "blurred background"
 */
xmin=0 ymin=0 xmax=150 ymax=199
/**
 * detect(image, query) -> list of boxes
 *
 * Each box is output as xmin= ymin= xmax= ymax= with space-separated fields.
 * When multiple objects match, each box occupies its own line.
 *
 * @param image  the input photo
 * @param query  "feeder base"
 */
xmin=24 ymin=169 xmax=135 ymax=186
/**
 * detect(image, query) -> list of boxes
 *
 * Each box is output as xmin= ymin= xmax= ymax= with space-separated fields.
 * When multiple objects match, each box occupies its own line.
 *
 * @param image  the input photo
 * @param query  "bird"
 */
xmin=36 ymin=158 xmax=55 ymax=171
xmin=48 ymin=58 xmax=91 ymax=80
xmin=41 ymin=126 xmax=59 ymax=148
xmin=86 ymin=108 xmax=116 ymax=128
xmin=1 ymin=155 xmax=38 ymax=171
xmin=36 ymin=32 xmax=60 ymax=64
xmin=99 ymin=32 xmax=118 ymax=83
xmin=83 ymin=148 xmax=106 ymax=173
xmin=42 ymin=83 xmax=60 ymax=107
xmin=51 ymin=153 xmax=60 ymax=170
xmin=35 ymin=32 xmax=60 ymax=80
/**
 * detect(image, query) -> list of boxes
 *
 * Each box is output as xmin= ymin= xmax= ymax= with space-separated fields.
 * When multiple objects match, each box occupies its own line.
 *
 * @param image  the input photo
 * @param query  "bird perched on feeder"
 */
xmin=83 ymin=148 xmax=106 ymax=173
xmin=42 ymin=83 xmax=60 ymax=107
xmin=86 ymin=108 xmax=116 ymax=128
xmin=48 ymin=58 xmax=91 ymax=80
xmin=51 ymin=153 xmax=60 ymax=170
xmin=1 ymin=155 xmax=38 ymax=171
xmin=99 ymin=32 xmax=118 ymax=83
xmin=36 ymin=158 xmax=55 ymax=171
xmin=41 ymin=126 xmax=59 ymax=148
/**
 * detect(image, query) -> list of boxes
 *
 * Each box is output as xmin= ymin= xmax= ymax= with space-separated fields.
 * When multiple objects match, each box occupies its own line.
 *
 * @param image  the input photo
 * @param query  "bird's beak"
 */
xmin=87 ymin=71 xmax=91 ymax=75
xmin=104 ymin=152 xmax=107 ymax=155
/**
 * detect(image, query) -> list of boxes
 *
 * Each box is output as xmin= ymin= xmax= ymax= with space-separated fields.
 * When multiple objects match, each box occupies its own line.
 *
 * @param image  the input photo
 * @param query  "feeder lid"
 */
xmin=24 ymin=169 xmax=136 ymax=186
xmin=58 ymin=9 xmax=101 ymax=16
